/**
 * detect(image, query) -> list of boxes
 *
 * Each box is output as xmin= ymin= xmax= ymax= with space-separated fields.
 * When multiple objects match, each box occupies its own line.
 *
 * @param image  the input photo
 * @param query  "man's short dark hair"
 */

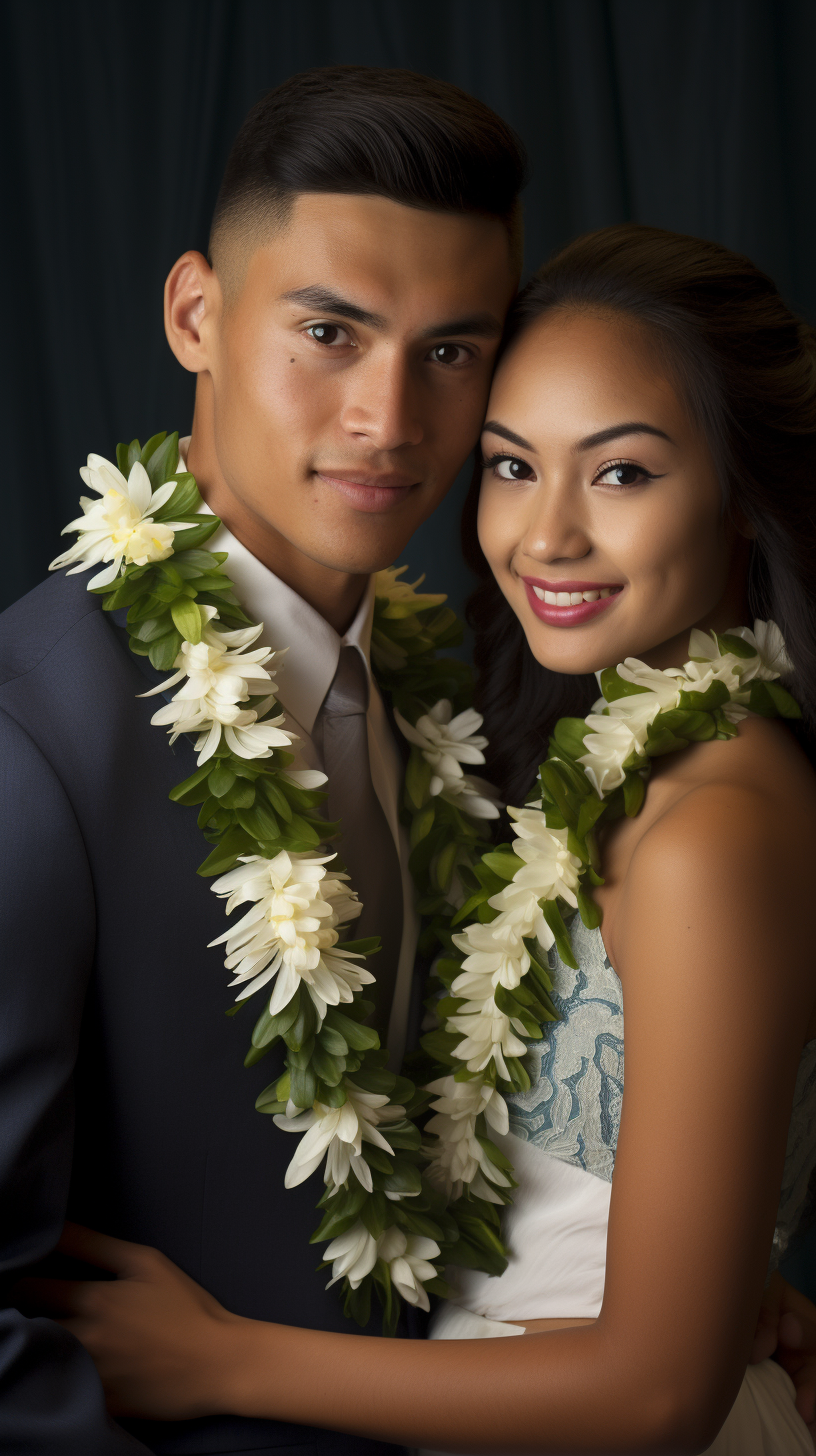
xmin=210 ymin=66 xmax=527 ymax=283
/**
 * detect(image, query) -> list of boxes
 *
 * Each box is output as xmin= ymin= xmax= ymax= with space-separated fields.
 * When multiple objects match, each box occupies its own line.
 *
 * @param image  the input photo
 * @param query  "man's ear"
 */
xmin=164 ymin=251 xmax=222 ymax=373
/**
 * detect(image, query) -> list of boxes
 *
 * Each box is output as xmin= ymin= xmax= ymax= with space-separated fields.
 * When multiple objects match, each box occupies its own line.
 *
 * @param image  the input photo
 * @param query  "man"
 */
xmin=0 ymin=64 xmax=813 ymax=1456
xmin=0 ymin=66 xmax=521 ymax=1455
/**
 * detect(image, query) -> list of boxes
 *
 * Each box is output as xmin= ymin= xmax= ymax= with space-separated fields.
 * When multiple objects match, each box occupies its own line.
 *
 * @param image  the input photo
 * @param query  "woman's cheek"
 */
xmin=477 ymin=483 xmax=518 ymax=581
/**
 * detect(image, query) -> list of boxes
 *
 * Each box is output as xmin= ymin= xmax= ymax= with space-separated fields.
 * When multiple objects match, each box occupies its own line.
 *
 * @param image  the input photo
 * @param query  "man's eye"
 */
xmin=429 ymin=343 xmax=470 ymax=366
xmin=305 ymin=323 xmax=353 ymax=347
xmin=483 ymin=454 xmax=535 ymax=481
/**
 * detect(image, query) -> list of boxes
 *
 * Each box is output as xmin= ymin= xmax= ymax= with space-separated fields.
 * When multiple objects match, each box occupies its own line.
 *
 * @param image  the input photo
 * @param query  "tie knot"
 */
xmin=321 ymin=645 xmax=370 ymax=718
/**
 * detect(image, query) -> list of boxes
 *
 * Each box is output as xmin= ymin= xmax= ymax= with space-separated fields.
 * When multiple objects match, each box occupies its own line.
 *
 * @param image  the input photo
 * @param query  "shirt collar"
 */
xmin=178 ymin=449 xmax=374 ymax=734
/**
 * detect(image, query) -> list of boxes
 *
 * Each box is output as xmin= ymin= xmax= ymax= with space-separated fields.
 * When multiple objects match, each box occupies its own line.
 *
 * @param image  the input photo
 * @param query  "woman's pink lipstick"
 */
xmin=522 ymin=577 xmax=624 ymax=626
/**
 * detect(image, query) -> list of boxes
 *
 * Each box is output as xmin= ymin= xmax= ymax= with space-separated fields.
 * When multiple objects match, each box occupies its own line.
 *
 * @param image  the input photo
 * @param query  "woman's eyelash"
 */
xmin=593 ymin=458 xmax=662 ymax=488
xmin=481 ymin=452 xmax=524 ymax=469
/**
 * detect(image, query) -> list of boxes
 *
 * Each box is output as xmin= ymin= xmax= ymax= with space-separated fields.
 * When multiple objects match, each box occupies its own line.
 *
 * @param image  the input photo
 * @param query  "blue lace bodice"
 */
xmin=507 ymin=917 xmax=816 ymax=1269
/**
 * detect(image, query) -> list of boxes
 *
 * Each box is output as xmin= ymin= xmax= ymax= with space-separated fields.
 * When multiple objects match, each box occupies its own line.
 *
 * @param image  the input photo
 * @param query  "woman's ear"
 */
xmin=164 ymin=251 xmax=222 ymax=374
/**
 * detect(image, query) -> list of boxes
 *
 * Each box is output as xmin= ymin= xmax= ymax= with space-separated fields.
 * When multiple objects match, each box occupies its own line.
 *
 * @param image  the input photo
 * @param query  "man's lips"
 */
xmin=521 ymin=577 xmax=625 ymax=626
xmin=315 ymin=470 xmax=418 ymax=513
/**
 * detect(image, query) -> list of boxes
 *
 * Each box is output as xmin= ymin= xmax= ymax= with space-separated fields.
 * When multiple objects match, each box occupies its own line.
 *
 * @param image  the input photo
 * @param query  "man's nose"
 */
xmin=339 ymin=351 xmax=424 ymax=450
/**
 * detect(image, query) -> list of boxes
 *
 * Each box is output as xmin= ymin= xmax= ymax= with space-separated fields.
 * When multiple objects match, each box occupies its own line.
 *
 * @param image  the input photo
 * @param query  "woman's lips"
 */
xmin=522 ymin=578 xmax=625 ymax=626
xmin=316 ymin=471 xmax=416 ymax=513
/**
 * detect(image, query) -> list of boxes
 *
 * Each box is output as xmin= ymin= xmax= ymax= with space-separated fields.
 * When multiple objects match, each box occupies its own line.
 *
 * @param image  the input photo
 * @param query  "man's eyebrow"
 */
xmin=279 ymin=286 xmax=386 ymax=329
xmin=575 ymin=421 xmax=674 ymax=451
xmin=421 ymin=312 xmax=503 ymax=341
xmin=482 ymin=420 xmax=535 ymax=451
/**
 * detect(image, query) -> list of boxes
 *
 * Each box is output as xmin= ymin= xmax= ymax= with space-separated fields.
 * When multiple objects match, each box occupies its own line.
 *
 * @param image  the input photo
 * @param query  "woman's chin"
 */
xmin=522 ymin=620 xmax=633 ymax=676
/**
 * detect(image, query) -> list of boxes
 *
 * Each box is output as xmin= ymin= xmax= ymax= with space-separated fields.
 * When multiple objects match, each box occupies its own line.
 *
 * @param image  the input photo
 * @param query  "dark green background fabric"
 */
xmin=2 ymin=0 xmax=815 ymax=1297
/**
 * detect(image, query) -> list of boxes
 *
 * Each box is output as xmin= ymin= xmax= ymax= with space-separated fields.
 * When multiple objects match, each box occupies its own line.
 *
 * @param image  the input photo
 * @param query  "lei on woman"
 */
xmin=52 ymin=432 xmax=801 ymax=1332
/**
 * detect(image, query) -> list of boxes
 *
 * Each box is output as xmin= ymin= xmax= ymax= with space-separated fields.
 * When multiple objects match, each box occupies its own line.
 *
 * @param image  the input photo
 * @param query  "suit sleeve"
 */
xmin=0 ymin=705 xmax=147 ymax=1452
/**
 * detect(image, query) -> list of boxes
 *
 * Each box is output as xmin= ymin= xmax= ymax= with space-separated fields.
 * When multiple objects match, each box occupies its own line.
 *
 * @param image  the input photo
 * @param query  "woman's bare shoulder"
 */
xmin=608 ymin=718 xmax=816 ymax=1039
xmin=636 ymin=716 xmax=816 ymax=869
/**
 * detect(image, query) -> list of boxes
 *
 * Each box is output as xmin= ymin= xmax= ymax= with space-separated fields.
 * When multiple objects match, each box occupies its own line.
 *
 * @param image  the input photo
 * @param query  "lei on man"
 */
xmin=52 ymin=432 xmax=800 ymax=1331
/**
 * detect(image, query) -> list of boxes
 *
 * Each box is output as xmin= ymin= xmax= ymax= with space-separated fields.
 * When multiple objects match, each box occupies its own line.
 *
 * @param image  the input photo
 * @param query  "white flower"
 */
xmin=377 ymin=1227 xmax=440 ymax=1312
xmin=682 ymin=630 xmax=745 ymax=694
xmin=323 ymin=1222 xmax=440 ymax=1306
xmin=324 ymin=1222 xmax=380 ymax=1290
xmin=209 ymin=850 xmax=367 ymax=1019
xmin=578 ymin=660 xmax=684 ymax=795
xmin=504 ymin=808 xmax=582 ymax=909
xmin=450 ymin=919 xmax=530 ymax=1003
xmin=442 ymin=771 xmax=501 ymax=820
xmin=578 ymin=713 xmax=646 ymax=795
xmin=274 ymin=1081 xmax=406 ymax=1192
xmin=50 ymin=454 xmax=185 ymax=588
xmin=424 ymin=1074 xmax=510 ymax=1199
xmin=394 ymin=700 xmax=487 ymax=790
xmin=281 ymin=769 xmax=328 ymax=790
xmin=727 ymin=620 xmax=792 ymax=682
xmin=447 ymin=1003 xmax=527 ymax=1080
xmin=615 ymin=658 xmax=685 ymax=708
xmin=140 ymin=609 xmax=293 ymax=765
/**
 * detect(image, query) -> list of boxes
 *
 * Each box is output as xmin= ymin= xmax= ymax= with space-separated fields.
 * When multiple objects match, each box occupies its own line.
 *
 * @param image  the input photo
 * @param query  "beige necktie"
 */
xmin=315 ymin=646 xmax=403 ymax=1035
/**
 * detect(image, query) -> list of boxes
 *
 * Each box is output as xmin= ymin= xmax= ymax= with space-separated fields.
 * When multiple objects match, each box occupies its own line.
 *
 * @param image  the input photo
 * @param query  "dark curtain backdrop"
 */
xmin=3 ymin=0 xmax=816 ymax=1296
xmin=3 ymin=0 xmax=815 ymax=617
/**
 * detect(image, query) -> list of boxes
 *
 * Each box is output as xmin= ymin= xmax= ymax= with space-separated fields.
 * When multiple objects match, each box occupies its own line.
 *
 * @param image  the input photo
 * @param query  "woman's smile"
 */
xmin=522 ymin=576 xmax=625 ymax=625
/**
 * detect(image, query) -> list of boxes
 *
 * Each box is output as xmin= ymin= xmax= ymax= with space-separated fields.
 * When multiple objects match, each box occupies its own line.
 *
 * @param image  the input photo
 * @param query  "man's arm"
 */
xmin=0 ymin=706 xmax=145 ymax=1451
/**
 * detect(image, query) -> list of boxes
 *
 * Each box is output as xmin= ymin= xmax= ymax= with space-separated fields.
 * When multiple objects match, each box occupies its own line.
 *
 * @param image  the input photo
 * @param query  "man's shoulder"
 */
xmin=0 ymin=571 xmax=104 ymax=689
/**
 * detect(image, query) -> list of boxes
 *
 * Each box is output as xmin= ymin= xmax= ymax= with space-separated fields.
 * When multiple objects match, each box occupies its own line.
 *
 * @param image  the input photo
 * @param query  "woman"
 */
xmin=34 ymin=226 xmax=816 ymax=1452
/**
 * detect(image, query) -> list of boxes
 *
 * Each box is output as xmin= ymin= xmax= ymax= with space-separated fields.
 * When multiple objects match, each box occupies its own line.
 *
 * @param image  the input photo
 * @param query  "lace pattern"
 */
xmin=506 ymin=917 xmax=623 ymax=1183
xmin=507 ymin=919 xmax=816 ymax=1267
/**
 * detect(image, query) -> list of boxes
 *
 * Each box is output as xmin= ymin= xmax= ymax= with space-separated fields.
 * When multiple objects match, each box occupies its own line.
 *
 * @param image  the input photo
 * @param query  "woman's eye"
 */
xmin=428 ymin=343 xmax=470 ymax=366
xmin=486 ymin=455 xmax=535 ymax=481
xmin=304 ymin=323 xmax=353 ymax=347
xmin=594 ymin=460 xmax=654 ymax=489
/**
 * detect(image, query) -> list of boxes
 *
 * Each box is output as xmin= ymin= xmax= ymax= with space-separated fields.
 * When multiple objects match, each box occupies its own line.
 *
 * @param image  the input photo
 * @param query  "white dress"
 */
xmin=421 ymin=918 xmax=816 ymax=1455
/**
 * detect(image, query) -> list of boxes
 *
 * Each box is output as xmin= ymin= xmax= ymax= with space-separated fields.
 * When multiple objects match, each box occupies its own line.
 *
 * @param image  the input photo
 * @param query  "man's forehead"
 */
xmin=246 ymin=191 xmax=516 ymax=327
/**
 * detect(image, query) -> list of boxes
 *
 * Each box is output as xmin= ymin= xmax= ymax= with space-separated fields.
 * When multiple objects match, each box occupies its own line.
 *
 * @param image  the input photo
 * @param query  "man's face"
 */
xmin=184 ymin=193 xmax=516 ymax=577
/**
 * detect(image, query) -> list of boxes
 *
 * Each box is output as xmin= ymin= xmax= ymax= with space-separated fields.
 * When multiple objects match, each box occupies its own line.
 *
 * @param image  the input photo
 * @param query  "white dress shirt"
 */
xmin=192 ymin=494 xmax=419 ymax=1066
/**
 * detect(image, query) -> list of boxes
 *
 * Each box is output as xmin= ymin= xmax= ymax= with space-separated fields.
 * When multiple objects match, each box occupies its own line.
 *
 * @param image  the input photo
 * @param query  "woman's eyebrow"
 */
xmin=482 ymin=420 xmax=535 ymax=451
xmin=575 ymin=421 xmax=674 ymax=451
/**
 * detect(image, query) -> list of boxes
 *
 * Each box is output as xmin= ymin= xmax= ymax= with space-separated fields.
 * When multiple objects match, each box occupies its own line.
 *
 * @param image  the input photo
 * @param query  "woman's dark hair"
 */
xmin=463 ymin=223 xmax=816 ymax=805
xmin=211 ymin=66 xmax=526 ymax=265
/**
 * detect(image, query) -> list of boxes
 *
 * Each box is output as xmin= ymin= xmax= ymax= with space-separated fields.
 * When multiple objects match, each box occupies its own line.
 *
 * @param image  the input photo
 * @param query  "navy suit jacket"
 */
xmin=0 ymin=570 xmax=410 ymax=1455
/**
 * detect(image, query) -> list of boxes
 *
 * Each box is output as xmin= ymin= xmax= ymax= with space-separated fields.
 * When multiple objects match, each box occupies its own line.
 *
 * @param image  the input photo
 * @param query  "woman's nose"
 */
xmin=522 ymin=489 xmax=592 ymax=565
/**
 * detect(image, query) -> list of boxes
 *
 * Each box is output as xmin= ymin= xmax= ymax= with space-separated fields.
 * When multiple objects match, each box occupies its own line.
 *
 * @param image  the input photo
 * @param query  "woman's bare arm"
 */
xmin=45 ymin=779 xmax=816 ymax=1454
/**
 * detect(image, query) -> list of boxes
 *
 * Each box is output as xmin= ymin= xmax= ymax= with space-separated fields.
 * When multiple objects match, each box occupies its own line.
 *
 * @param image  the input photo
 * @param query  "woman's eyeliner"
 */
xmin=481 ymin=451 xmax=666 ymax=491
xmin=592 ymin=458 xmax=664 ymax=490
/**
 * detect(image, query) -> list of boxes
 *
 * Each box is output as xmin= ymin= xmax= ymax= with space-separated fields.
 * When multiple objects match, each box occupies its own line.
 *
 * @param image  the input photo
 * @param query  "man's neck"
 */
xmin=184 ymin=409 xmax=368 ymax=637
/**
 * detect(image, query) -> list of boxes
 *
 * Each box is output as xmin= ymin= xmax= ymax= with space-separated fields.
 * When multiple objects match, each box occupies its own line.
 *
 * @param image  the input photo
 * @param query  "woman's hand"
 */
xmin=18 ymin=1224 xmax=816 ymax=1447
xmin=18 ymin=1223 xmax=245 ymax=1419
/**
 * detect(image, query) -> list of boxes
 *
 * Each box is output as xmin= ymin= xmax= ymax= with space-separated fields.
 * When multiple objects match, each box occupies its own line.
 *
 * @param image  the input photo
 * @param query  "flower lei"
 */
xmin=418 ymin=616 xmax=800 ymax=1209
xmin=52 ymin=433 xmax=503 ymax=1331
xmin=52 ymin=431 xmax=802 ymax=1331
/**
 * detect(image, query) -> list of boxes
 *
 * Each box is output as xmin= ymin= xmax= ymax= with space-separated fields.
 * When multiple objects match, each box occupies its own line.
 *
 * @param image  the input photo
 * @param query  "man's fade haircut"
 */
xmin=209 ymin=66 xmax=527 ymax=290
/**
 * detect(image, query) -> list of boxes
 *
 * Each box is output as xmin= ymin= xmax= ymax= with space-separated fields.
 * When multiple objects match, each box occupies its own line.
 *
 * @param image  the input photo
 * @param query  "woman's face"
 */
xmin=477 ymin=308 xmax=745 ymax=675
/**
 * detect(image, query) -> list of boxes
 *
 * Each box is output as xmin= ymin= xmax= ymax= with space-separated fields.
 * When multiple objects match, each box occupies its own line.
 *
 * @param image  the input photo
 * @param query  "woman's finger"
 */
xmin=14 ymin=1276 xmax=97 ymax=1317
xmin=58 ymin=1221 xmax=157 ymax=1277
